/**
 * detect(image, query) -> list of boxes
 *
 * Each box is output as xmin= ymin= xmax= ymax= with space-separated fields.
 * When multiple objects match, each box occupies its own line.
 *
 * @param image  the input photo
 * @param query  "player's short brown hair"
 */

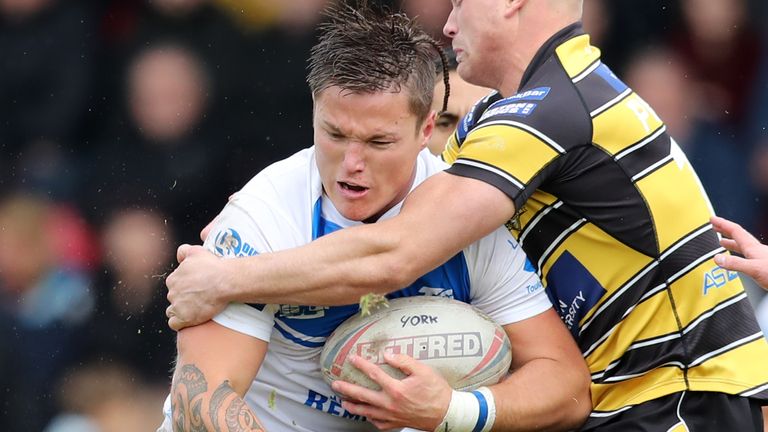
xmin=307 ymin=4 xmax=448 ymax=125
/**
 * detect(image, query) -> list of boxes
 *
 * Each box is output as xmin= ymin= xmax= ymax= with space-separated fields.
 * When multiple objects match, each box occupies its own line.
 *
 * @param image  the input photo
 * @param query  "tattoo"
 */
xmin=225 ymin=397 xmax=264 ymax=431
xmin=172 ymin=364 xmax=265 ymax=432
xmin=173 ymin=364 xmax=208 ymax=432
xmin=209 ymin=381 xmax=231 ymax=429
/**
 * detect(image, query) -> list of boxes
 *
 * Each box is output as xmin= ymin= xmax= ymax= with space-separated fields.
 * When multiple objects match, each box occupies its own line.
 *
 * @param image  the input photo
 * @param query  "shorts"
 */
xmin=580 ymin=391 xmax=764 ymax=431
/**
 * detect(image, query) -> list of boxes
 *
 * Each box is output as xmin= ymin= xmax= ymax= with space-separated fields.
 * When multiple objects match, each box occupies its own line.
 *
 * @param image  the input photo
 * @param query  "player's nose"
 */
xmin=342 ymin=142 xmax=366 ymax=172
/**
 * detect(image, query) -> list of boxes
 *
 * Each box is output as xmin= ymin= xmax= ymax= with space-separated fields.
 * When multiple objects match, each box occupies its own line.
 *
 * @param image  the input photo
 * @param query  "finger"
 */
xmin=177 ymin=244 xmax=207 ymax=263
xmin=340 ymin=400 xmax=395 ymax=427
xmin=168 ymin=315 xmax=185 ymax=332
xmin=714 ymin=253 xmax=759 ymax=275
xmin=331 ymin=379 xmax=383 ymax=406
xmin=382 ymin=352 xmax=420 ymax=376
xmin=177 ymin=244 xmax=192 ymax=263
xmin=349 ymin=354 xmax=401 ymax=389
xmin=711 ymin=216 xmax=760 ymax=248
xmin=719 ymin=238 xmax=742 ymax=255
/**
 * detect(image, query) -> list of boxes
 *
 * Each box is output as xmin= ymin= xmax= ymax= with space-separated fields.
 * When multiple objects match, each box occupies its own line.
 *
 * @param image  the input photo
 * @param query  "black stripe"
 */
xmin=446 ymin=161 xmax=522 ymax=204
xmin=659 ymin=225 xmax=721 ymax=283
xmin=592 ymin=294 xmax=759 ymax=384
xmin=540 ymin=145 xmax=659 ymax=257
xmin=575 ymin=65 xmax=622 ymax=114
xmin=590 ymin=89 xmax=632 ymax=118
xmin=519 ymin=203 xmax=583 ymax=270
xmin=577 ymin=264 xmax=663 ymax=353
xmin=632 ymin=156 xmax=673 ymax=183
xmin=578 ymin=225 xmax=721 ymax=354
xmin=683 ymin=295 xmax=761 ymax=364
xmin=617 ymin=131 xmax=671 ymax=180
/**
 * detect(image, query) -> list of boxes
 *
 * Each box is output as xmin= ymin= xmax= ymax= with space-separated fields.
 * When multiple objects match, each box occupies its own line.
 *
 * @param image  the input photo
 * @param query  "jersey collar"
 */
xmin=519 ymin=22 xmax=585 ymax=89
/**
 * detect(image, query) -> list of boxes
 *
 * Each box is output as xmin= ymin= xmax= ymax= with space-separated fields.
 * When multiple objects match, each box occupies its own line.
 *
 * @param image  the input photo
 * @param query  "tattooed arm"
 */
xmin=171 ymin=321 xmax=268 ymax=431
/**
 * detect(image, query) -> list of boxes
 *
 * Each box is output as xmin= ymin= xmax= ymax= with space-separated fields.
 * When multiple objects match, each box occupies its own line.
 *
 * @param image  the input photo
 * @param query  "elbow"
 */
xmin=377 ymin=252 xmax=422 ymax=292
xmin=560 ymin=373 xmax=592 ymax=430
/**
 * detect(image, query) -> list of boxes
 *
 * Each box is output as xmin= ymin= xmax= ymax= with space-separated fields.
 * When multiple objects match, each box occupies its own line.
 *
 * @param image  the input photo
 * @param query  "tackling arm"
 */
xmin=171 ymin=321 xmax=268 ymax=431
xmin=166 ymin=173 xmax=515 ymax=329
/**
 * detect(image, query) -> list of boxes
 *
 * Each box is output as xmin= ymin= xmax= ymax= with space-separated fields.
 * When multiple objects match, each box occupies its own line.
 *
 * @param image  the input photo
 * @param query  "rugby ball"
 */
xmin=320 ymin=296 xmax=512 ymax=391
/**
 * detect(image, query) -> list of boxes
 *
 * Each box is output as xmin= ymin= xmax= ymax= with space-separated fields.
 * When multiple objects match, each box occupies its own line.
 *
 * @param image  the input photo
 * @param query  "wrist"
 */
xmin=434 ymin=387 xmax=496 ymax=432
xmin=218 ymin=258 xmax=243 ymax=303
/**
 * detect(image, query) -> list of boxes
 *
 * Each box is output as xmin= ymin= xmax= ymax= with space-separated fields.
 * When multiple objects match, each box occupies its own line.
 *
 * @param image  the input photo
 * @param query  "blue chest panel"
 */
xmin=274 ymin=199 xmax=471 ymax=346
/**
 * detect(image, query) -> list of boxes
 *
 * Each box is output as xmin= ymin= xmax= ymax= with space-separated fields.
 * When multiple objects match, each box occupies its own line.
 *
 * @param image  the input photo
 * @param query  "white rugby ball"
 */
xmin=320 ymin=296 xmax=512 ymax=391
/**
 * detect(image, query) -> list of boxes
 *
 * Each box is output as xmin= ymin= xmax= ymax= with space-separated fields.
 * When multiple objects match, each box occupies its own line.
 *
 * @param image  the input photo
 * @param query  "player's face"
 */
xmin=444 ymin=0 xmax=509 ymax=89
xmin=313 ymin=87 xmax=434 ymax=222
xmin=429 ymin=70 xmax=491 ymax=155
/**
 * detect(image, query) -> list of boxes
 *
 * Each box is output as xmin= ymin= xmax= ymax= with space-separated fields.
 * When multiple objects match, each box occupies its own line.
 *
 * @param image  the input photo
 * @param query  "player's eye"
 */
xmin=436 ymin=113 xmax=459 ymax=129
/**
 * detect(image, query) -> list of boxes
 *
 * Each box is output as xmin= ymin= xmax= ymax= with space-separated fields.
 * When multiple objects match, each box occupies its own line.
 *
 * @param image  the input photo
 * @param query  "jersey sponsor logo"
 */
xmin=702 ymin=265 xmax=739 ymax=295
xmin=277 ymin=304 xmax=329 ymax=319
xmin=213 ymin=228 xmax=259 ymax=257
xmin=356 ymin=332 xmax=483 ymax=364
xmin=545 ymin=251 xmax=606 ymax=335
xmin=506 ymin=86 xmax=551 ymax=102
xmin=304 ymin=389 xmax=367 ymax=421
xmin=479 ymin=102 xmax=538 ymax=120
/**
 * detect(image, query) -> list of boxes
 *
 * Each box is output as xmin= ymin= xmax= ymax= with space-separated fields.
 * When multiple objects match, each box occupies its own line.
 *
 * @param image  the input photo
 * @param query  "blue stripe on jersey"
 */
xmin=273 ymin=321 xmax=325 ymax=348
xmin=594 ymin=63 xmax=628 ymax=93
xmin=273 ymin=197 xmax=472 ymax=344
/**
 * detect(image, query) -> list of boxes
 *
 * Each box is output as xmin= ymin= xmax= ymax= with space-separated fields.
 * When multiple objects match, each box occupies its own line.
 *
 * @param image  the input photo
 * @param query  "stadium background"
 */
xmin=0 ymin=0 xmax=766 ymax=430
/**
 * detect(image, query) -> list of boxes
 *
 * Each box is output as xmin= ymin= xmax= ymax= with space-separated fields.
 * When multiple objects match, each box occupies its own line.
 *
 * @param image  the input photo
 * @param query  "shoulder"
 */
xmin=471 ymin=70 xmax=592 ymax=152
xmin=235 ymin=147 xmax=320 ymax=210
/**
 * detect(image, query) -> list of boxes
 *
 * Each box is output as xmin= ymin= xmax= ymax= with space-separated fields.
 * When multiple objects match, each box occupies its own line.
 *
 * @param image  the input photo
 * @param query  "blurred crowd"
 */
xmin=0 ymin=0 xmax=767 ymax=430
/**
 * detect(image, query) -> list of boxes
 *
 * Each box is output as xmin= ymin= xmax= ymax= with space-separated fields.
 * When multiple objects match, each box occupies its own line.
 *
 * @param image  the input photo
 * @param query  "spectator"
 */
xmin=0 ymin=0 xmax=94 ymax=199
xmin=86 ymin=43 xmax=225 ymax=244
xmin=45 ymin=362 xmax=166 ymax=432
xmin=78 ymin=208 xmax=176 ymax=382
xmin=0 ymin=192 xmax=94 ymax=431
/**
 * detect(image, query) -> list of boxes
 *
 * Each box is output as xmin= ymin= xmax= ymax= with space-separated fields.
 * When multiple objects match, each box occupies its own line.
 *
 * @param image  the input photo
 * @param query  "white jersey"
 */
xmin=160 ymin=148 xmax=551 ymax=432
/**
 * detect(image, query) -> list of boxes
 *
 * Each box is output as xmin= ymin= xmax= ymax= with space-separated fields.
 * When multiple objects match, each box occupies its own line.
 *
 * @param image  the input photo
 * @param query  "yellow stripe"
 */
xmin=554 ymin=34 xmax=601 ymax=79
xmin=591 ymin=365 xmax=686 ymax=412
xmin=636 ymin=162 xmax=713 ymax=251
xmin=443 ymin=132 xmax=461 ymax=164
xmin=592 ymin=93 xmax=665 ymax=155
xmin=687 ymin=337 xmax=768 ymax=394
xmin=583 ymin=289 xmax=675 ymax=372
xmin=668 ymin=423 xmax=689 ymax=432
xmin=459 ymin=125 xmax=558 ymax=184
xmin=668 ymin=259 xmax=745 ymax=327
xmin=537 ymin=223 xmax=653 ymax=325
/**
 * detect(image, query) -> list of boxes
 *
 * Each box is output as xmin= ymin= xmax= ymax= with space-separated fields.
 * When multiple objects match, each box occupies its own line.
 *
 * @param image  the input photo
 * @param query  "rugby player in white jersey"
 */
xmin=160 ymin=6 xmax=589 ymax=432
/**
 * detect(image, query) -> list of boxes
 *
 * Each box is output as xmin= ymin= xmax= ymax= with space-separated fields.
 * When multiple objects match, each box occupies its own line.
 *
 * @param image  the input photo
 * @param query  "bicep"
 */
xmin=176 ymin=320 xmax=267 ymax=396
xmin=502 ymin=308 xmax=583 ymax=371
xmin=391 ymin=172 xmax=516 ymax=275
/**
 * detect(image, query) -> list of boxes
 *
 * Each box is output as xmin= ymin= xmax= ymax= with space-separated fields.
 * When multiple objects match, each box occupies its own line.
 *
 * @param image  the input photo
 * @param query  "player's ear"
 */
xmin=503 ymin=0 xmax=527 ymax=18
xmin=420 ymin=111 xmax=437 ymax=150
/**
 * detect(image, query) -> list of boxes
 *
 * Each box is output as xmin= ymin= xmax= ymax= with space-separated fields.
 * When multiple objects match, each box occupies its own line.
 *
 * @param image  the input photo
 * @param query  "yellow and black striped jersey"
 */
xmin=443 ymin=23 xmax=768 ymax=423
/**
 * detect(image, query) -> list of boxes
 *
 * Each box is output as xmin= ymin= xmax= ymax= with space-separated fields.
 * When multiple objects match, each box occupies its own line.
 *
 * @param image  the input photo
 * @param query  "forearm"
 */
xmin=490 ymin=358 xmax=591 ymax=431
xmin=222 ymin=221 xmax=415 ymax=305
xmin=171 ymin=363 xmax=266 ymax=431
xmin=220 ymin=173 xmax=514 ymax=306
